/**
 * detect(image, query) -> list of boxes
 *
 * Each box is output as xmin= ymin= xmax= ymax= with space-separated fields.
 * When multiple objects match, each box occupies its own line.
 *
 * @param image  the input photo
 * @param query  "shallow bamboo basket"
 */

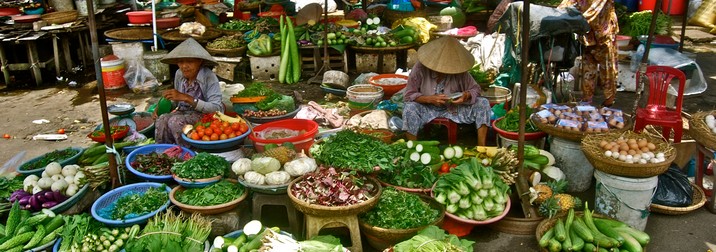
xmin=287 ymin=175 xmax=382 ymax=217
xmin=688 ymin=111 xmax=716 ymax=150
xmin=582 ymin=131 xmax=676 ymax=177
xmin=650 ymin=182 xmax=706 ymax=215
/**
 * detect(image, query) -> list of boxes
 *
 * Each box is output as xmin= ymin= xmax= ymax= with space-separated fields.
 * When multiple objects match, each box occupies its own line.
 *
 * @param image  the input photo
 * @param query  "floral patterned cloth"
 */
xmin=560 ymin=0 xmax=619 ymax=104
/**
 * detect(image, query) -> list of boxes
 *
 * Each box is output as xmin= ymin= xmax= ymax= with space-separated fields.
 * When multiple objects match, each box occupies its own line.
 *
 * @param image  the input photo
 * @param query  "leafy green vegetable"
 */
xmin=59 ymin=214 xmax=98 ymax=252
xmin=218 ymin=19 xmax=254 ymax=31
xmin=0 ymin=176 xmax=23 ymax=200
xmin=313 ymin=131 xmax=402 ymax=173
xmin=175 ymin=180 xmax=244 ymax=206
xmin=171 ymin=153 xmax=228 ymax=179
xmin=496 ymin=106 xmax=538 ymax=132
xmin=625 ymin=10 xmax=671 ymax=37
xmin=233 ymin=82 xmax=275 ymax=98
xmin=392 ymin=225 xmax=475 ymax=252
xmin=111 ymin=186 xmax=169 ymax=220
xmin=298 ymin=235 xmax=346 ymax=252
xmin=256 ymin=94 xmax=295 ymax=111
xmin=360 ymin=188 xmax=440 ymax=229
xmin=20 ymin=148 xmax=79 ymax=171
xmin=125 ymin=210 xmax=212 ymax=252
xmin=377 ymin=160 xmax=438 ymax=189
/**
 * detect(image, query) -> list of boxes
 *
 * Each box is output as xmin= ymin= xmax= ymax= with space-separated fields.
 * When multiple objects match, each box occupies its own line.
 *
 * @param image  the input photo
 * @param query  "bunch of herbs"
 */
xmin=377 ymin=160 xmax=438 ymax=189
xmin=131 ymin=152 xmax=184 ymax=175
xmin=496 ymin=106 xmax=538 ymax=132
xmin=313 ymin=131 xmax=401 ymax=173
xmin=0 ymin=176 xmax=23 ymax=200
xmin=110 ymin=186 xmax=168 ymax=220
xmin=20 ymin=148 xmax=79 ymax=170
xmin=125 ymin=210 xmax=211 ymax=252
xmin=233 ymin=82 xmax=275 ymax=97
xmin=171 ymin=153 xmax=228 ymax=179
xmin=360 ymin=187 xmax=440 ymax=229
xmin=176 ymin=180 xmax=244 ymax=206
xmin=60 ymin=213 xmax=100 ymax=251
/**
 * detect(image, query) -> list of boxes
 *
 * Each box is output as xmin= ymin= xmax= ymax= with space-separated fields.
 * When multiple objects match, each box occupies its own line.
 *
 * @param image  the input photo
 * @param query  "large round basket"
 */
xmin=287 ymin=175 xmax=382 ymax=217
xmin=492 ymin=117 xmax=546 ymax=140
xmin=688 ymin=111 xmax=716 ymax=150
xmin=162 ymin=29 xmax=222 ymax=43
xmin=582 ymin=131 xmax=676 ymax=177
xmin=41 ymin=10 xmax=78 ymax=24
xmin=531 ymin=113 xmax=633 ymax=142
xmin=358 ymin=194 xmax=445 ymax=250
xmin=17 ymin=147 xmax=84 ymax=176
xmin=244 ymin=107 xmax=301 ymax=124
xmin=237 ymin=177 xmax=288 ymax=194
xmin=650 ymin=182 xmax=706 ymax=215
xmin=488 ymin=215 xmax=544 ymax=235
xmin=126 ymin=144 xmax=196 ymax=183
xmin=91 ymin=182 xmax=171 ymax=227
xmin=169 ymin=179 xmax=248 ymax=215
xmin=534 ymin=212 xmax=640 ymax=252
xmin=206 ymin=46 xmax=247 ymax=57
xmin=104 ymin=27 xmax=158 ymax=41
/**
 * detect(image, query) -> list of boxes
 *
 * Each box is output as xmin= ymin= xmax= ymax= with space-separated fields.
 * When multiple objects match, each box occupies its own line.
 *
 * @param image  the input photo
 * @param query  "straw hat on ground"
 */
xmin=296 ymin=3 xmax=322 ymax=25
xmin=161 ymin=38 xmax=217 ymax=67
xmin=417 ymin=36 xmax=474 ymax=74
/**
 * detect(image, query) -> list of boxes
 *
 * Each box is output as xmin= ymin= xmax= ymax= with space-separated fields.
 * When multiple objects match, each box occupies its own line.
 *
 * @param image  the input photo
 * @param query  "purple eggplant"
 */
xmin=52 ymin=191 xmax=68 ymax=202
xmin=35 ymin=192 xmax=47 ymax=203
xmin=18 ymin=195 xmax=32 ymax=206
xmin=29 ymin=195 xmax=40 ymax=211
xmin=10 ymin=190 xmax=30 ymax=202
xmin=41 ymin=201 xmax=58 ymax=208
xmin=44 ymin=191 xmax=56 ymax=202
xmin=21 ymin=204 xmax=31 ymax=210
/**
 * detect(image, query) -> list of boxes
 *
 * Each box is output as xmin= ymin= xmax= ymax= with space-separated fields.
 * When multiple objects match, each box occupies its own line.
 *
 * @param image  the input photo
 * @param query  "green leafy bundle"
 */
xmin=171 ymin=153 xmax=228 ymax=179
xmin=233 ymin=82 xmax=275 ymax=97
xmin=312 ymin=131 xmax=402 ymax=173
xmin=495 ymin=106 xmax=539 ymax=132
xmin=360 ymin=188 xmax=439 ymax=229
xmin=377 ymin=160 xmax=438 ymax=189
xmin=20 ymin=148 xmax=79 ymax=171
xmin=392 ymin=225 xmax=475 ymax=252
xmin=111 ymin=186 xmax=168 ymax=220
xmin=125 ymin=211 xmax=212 ymax=252
xmin=175 ymin=180 xmax=244 ymax=206
xmin=625 ymin=10 xmax=671 ymax=37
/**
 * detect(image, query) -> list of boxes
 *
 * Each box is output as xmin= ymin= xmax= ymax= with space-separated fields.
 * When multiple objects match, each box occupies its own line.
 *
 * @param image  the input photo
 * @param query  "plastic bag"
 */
xmin=247 ymin=34 xmax=273 ymax=56
xmin=124 ymin=60 xmax=159 ymax=93
xmin=652 ymin=165 xmax=693 ymax=207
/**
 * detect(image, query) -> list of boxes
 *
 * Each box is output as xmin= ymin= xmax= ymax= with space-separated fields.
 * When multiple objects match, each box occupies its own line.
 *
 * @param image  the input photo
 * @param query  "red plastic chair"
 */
xmin=633 ymin=65 xmax=686 ymax=143
xmin=426 ymin=118 xmax=457 ymax=144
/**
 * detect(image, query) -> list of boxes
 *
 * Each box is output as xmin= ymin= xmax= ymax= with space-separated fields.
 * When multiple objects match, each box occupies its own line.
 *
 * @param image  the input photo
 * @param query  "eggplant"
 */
xmin=35 ymin=192 xmax=47 ymax=203
xmin=53 ymin=191 xmax=68 ymax=202
xmin=44 ymin=191 xmax=56 ymax=202
xmin=29 ymin=195 xmax=41 ymax=211
xmin=21 ymin=204 xmax=31 ymax=210
xmin=10 ymin=189 xmax=31 ymax=202
xmin=18 ymin=195 xmax=32 ymax=205
xmin=41 ymin=201 xmax=58 ymax=209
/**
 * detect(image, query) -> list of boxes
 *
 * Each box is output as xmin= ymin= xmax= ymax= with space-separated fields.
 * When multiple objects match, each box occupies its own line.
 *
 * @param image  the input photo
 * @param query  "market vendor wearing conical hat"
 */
xmin=153 ymin=38 xmax=224 ymax=147
xmin=403 ymin=36 xmax=491 ymax=146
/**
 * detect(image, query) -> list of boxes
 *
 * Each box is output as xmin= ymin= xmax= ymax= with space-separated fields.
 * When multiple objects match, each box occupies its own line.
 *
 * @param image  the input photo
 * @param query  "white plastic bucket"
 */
xmin=550 ymin=136 xmax=594 ymax=192
xmin=594 ymin=170 xmax=658 ymax=231
xmin=346 ymin=84 xmax=383 ymax=111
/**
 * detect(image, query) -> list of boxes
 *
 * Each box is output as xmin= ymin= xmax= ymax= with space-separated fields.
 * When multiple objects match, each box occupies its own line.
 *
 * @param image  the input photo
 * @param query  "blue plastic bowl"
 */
xmin=91 ymin=182 xmax=172 ymax=227
xmin=172 ymin=174 xmax=222 ymax=188
xmin=18 ymin=147 xmax=84 ymax=176
xmin=24 ymin=7 xmax=44 ymax=15
xmin=181 ymin=127 xmax=251 ymax=150
xmin=126 ymin=144 xmax=196 ymax=183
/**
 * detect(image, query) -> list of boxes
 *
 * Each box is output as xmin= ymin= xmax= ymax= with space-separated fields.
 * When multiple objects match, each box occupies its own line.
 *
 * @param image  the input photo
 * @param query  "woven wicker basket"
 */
xmin=169 ymin=179 xmax=247 ymax=215
xmin=688 ymin=111 xmax=716 ymax=150
xmin=41 ymin=10 xmax=78 ymax=24
xmin=104 ymin=27 xmax=156 ymax=41
xmin=488 ymin=215 xmax=544 ymax=235
xmin=288 ymin=175 xmax=382 ymax=217
xmin=206 ymin=46 xmax=247 ymax=57
xmin=532 ymin=113 xmax=633 ymax=142
xmin=582 ymin=131 xmax=676 ymax=178
xmin=650 ymin=182 xmax=706 ymax=215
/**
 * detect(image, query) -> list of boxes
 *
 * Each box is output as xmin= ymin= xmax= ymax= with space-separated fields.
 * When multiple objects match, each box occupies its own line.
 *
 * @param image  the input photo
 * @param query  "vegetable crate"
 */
xmin=356 ymin=52 xmax=397 ymax=74
xmin=248 ymin=55 xmax=284 ymax=81
xmin=299 ymin=46 xmax=348 ymax=76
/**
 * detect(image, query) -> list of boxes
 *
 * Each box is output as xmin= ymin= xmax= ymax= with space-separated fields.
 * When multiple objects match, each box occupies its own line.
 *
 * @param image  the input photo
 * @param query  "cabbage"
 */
xmin=232 ymin=158 xmax=253 ymax=175
xmin=251 ymin=157 xmax=281 ymax=175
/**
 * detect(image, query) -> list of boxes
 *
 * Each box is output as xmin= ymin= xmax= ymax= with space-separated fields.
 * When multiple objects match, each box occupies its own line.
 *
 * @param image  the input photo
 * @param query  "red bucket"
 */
xmin=249 ymin=119 xmax=319 ymax=153
xmin=440 ymin=215 xmax=475 ymax=237
xmin=100 ymin=55 xmax=126 ymax=90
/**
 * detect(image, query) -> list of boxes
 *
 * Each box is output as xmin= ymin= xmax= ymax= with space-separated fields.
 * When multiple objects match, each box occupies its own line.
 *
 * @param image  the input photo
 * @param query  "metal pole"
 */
xmin=87 ymin=0 xmax=121 ymax=189
xmin=678 ymin=0 xmax=688 ymax=52
xmin=516 ymin=0 xmax=537 ymax=218
xmin=632 ymin=0 xmax=664 ymax=120
xmin=151 ymin=0 xmax=158 ymax=51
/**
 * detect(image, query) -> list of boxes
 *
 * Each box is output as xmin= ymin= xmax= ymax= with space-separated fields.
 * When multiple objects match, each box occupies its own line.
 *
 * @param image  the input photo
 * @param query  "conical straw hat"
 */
xmin=161 ymin=38 xmax=217 ymax=67
xmin=296 ymin=3 xmax=322 ymax=25
xmin=416 ymin=36 xmax=474 ymax=74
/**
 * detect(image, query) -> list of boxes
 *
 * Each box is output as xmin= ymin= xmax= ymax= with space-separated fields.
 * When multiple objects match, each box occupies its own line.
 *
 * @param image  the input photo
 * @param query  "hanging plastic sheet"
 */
xmin=631 ymin=45 xmax=708 ymax=96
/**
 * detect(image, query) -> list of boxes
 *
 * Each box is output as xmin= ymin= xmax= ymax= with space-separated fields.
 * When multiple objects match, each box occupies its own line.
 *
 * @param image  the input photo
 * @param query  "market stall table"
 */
xmin=350 ymin=43 xmax=416 ymax=74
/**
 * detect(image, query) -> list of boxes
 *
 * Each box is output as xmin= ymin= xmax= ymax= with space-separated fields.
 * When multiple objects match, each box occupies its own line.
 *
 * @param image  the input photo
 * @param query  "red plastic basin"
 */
xmin=126 ymin=11 xmax=153 ymax=24
xmin=368 ymin=74 xmax=408 ymax=98
xmin=155 ymin=17 xmax=180 ymax=29
xmin=492 ymin=117 xmax=546 ymax=140
xmin=249 ymin=119 xmax=319 ymax=153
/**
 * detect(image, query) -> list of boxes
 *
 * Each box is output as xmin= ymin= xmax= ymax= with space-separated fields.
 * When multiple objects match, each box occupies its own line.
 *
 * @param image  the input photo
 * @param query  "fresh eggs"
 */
xmin=599 ymin=137 xmax=665 ymax=164
xmin=705 ymin=114 xmax=716 ymax=134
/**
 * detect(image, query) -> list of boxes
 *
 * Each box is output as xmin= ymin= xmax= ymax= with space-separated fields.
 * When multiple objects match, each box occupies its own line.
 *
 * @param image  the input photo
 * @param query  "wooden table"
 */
xmin=350 ymin=44 xmax=415 ymax=74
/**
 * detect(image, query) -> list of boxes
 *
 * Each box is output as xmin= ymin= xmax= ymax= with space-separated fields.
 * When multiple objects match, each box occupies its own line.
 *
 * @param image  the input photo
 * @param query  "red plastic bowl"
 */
xmin=88 ymin=126 xmax=130 ymax=143
xmin=249 ymin=119 xmax=319 ymax=153
xmin=491 ymin=117 xmax=546 ymax=140
xmin=368 ymin=74 xmax=408 ymax=98
xmin=126 ymin=11 xmax=153 ymax=24
xmin=155 ymin=17 xmax=180 ymax=29
xmin=0 ymin=7 xmax=21 ymax=16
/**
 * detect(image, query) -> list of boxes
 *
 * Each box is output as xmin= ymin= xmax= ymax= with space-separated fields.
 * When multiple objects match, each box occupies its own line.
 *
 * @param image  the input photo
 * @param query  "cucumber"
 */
xmin=594 ymin=218 xmax=628 ymax=228
xmin=406 ymin=140 xmax=439 ymax=149
xmin=0 ymin=231 xmax=34 ymax=250
xmin=570 ymin=228 xmax=585 ymax=251
xmin=538 ymin=228 xmax=554 ymax=248
xmin=92 ymin=154 xmax=110 ymax=165
xmin=572 ymin=218 xmax=595 ymax=242
xmin=528 ymin=155 xmax=550 ymax=165
xmin=43 ymin=215 xmax=64 ymax=234
xmin=0 ymin=223 xmax=5 ymax=237
xmin=452 ymin=146 xmax=464 ymax=158
xmin=23 ymin=213 xmax=48 ymax=227
xmin=443 ymin=147 xmax=455 ymax=159
xmin=554 ymin=219 xmax=566 ymax=242
xmin=547 ymin=238 xmax=561 ymax=252
xmin=230 ymin=234 xmax=247 ymax=249
xmin=598 ymin=247 xmax=610 ymax=252
xmin=5 ymin=203 xmax=20 ymax=237
xmin=583 ymin=243 xmax=597 ymax=252
xmin=563 ymin=212 xmax=573 ymax=250
xmin=5 ymin=246 xmax=23 ymax=252
xmin=212 ymin=236 xmax=234 ymax=250
xmin=594 ymin=218 xmax=626 ymax=244
xmin=420 ymin=152 xmax=440 ymax=165
xmin=241 ymin=227 xmax=279 ymax=252
xmin=23 ymin=225 xmax=45 ymax=249
xmin=613 ymin=227 xmax=650 ymax=246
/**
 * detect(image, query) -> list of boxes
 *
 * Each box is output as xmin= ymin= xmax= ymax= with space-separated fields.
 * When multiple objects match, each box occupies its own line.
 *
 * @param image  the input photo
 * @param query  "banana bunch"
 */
xmin=491 ymin=148 xmax=519 ymax=185
xmin=214 ymin=111 xmax=244 ymax=124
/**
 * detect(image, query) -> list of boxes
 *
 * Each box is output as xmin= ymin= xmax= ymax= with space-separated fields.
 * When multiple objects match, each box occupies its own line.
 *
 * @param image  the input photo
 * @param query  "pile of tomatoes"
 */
xmin=188 ymin=120 xmax=249 ymax=141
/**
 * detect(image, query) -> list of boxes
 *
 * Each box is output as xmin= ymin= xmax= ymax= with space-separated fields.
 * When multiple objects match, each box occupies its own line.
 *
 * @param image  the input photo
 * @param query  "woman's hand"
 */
xmin=452 ymin=91 xmax=471 ymax=104
xmin=418 ymin=94 xmax=450 ymax=107
xmin=152 ymin=109 xmax=158 ymax=120
xmin=163 ymin=89 xmax=193 ymax=103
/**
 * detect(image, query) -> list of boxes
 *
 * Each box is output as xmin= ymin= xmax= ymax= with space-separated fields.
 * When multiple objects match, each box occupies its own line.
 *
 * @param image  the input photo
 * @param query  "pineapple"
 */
xmin=553 ymin=193 xmax=582 ymax=212
xmin=538 ymin=197 xmax=560 ymax=218
xmin=261 ymin=146 xmax=296 ymax=165
xmin=547 ymin=179 xmax=568 ymax=194
xmin=532 ymin=183 xmax=553 ymax=204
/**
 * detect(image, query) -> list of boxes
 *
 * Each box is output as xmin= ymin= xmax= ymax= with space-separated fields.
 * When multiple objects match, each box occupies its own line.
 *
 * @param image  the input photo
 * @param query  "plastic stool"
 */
xmin=304 ymin=214 xmax=362 ymax=252
xmin=426 ymin=118 xmax=457 ymax=144
xmin=252 ymin=193 xmax=302 ymax=238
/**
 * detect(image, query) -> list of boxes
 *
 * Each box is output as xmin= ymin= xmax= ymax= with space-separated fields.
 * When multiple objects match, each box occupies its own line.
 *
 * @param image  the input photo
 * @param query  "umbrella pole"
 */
xmin=516 ymin=0 xmax=538 ymax=218
xmin=152 ymin=0 xmax=158 ymax=51
xmin=87 ymin=0 xmax=121 ymax=189
xmin=308 ymin=0 xmax=332 ymax=84
xmin=631 ymin=0 xmax=664 ymax=120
